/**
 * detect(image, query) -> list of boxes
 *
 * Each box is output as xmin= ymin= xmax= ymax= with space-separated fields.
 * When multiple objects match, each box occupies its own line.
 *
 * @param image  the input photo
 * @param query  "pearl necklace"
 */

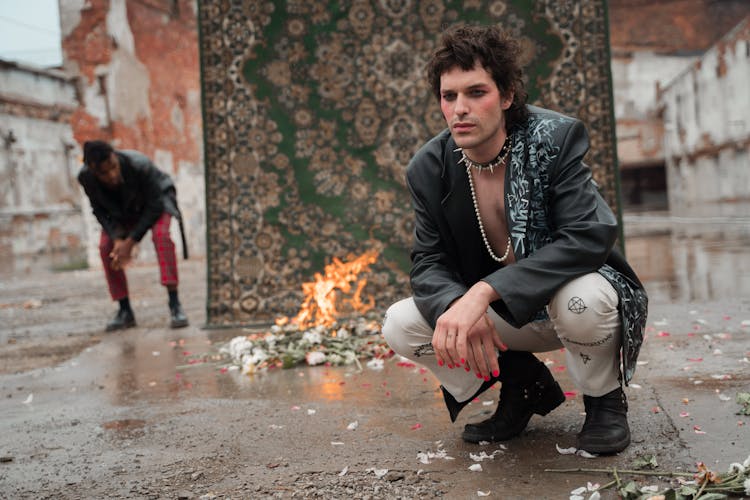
xmin=457 ymin=139 xmax=512 ymax=263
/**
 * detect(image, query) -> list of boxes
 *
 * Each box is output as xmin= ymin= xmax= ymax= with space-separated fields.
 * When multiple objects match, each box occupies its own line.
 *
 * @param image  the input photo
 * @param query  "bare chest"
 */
xmin=469 ymin=167 xmax=515 ymax=263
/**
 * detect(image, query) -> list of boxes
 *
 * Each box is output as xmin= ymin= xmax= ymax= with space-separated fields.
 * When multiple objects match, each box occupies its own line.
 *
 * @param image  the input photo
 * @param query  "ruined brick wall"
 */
xmin=608 ymin=0 xmax=750 ymax=211
xmin=0 ymin=61 xmax=84 ymax=272
xmin=609 ymin=0 xmax=750 ymax=54
xmin=59 ymin=0 xmax=204 ymax=266
xmin=660 ymin=18 xmax=750 ymax=210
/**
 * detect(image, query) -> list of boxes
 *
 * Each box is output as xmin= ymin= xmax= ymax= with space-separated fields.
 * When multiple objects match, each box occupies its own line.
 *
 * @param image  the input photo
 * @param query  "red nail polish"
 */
xmin=476 ymin=373 xmax=482 ymax=379
xmin=484 ymin=376 xmax=490 ymax=381
xmin=460 ymin=358 xmax=465 ymax=364
xmin=438 ymin=360 xmax=444 ymax=367
xmin=465 ymin=365 xmax=470 ymax=372
xmin=448 ymin=364 xmax=453 ymax=369
xmin=492 ymin=370 xmax=499 ymax=377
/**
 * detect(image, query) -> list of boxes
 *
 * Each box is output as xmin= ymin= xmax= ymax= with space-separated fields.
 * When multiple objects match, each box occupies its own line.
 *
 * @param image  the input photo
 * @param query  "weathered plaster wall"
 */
xmin=59 ymin=0 xmax=204 ymax=268
xmin=609 ymin=0 xmax=750 ymax=168
xmin=610 ymin=53 xmax=697 ymax=166
xmin=660 ymin=18 xmax=750 ymax=210
xmin=0 ymin=61 xmax=84 ymax=270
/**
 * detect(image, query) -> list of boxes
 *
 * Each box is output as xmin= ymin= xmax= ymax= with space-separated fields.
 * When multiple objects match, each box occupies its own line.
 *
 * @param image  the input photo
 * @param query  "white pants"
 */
xmin=382 ymin=273 xmax=621 ymax=403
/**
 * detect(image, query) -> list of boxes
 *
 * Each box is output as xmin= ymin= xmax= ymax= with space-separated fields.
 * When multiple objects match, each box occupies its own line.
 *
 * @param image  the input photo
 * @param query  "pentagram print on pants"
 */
xmin=580 ymin=352 xmax=591 ymax=364
xmin=568 ymin=296 xmax=587 ymax=314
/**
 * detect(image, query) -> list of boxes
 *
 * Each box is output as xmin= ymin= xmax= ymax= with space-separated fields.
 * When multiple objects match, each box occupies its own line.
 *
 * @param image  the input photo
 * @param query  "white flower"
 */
xmin=303 ymin=330 xmax=323 ymax=344
xmin=336 ymin=327 xmax=350 ymax=339
xmin=222 ymin=336 xmax=254 ymax=361
xmin=744 ymin=478 xmax=750 ymax=495
xmin=305 ymin=351 xmax=326 ymax=365
xmin=743 ymin=455 xmax=750 ymax=469
xmin=264 ymin=333 xmax=280 ymax=349
xmin=728 ymin=462 xmax=746 ymax=474
xmin=247 ymin=346 xmax=269 ymax=365
xmin=367 ymin=358 xmax=384 ymax=370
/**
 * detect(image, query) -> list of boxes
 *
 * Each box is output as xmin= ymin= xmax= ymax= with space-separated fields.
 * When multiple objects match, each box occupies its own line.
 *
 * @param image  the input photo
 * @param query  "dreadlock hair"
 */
xmin=83 ymin=140 xmax=114 ymax=168
xmin=427 ymin=24 xmax=529 ymax=131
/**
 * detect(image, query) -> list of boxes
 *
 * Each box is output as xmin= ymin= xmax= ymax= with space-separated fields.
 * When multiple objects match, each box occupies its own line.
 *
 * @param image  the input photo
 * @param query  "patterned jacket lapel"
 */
xmin=506 ymin=124 xmax=532 ymax=259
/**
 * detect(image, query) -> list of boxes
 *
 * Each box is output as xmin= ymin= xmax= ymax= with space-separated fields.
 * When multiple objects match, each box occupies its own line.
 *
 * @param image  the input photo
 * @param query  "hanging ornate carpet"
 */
xmin=199 ymin=0 xmax=620 ymax=327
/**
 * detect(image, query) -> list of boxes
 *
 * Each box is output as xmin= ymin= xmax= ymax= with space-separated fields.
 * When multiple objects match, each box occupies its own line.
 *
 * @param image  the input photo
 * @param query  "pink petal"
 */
xmin=564 ymin=391 xmax=577 ymax=398
xmin=680 ymin=412 xmax=690 ymax=417
xmin=687 ymin=358 xmax=703 ymax=362
xmin=553 ymin=366 xmax=566 ymax=372
xmin=693 ymin=425 xmax=706 ymax=434
xmin=657 ymin=331 xmax=671 ymax=337
xmin=397 ymin=361 xmax=416 ymax=368
xmin=411 ymin=423 xmax=423 ymax=430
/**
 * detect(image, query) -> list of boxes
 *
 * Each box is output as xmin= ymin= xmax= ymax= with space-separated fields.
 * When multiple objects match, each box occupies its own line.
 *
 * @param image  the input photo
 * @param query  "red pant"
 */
xmin=99 ymin=213 xmax=178 ymax=300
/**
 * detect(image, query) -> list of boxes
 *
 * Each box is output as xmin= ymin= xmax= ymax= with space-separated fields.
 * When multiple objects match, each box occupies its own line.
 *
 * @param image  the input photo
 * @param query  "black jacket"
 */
xmin=406 ymin=105 xmax=647 ymax=383
xmin=78 ymin=150 xmax=187 ymax=258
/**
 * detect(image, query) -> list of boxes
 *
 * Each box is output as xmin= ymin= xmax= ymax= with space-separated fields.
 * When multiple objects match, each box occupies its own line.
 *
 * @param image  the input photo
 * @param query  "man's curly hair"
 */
xmin=427 ymin=24 xmax=529 ymax=130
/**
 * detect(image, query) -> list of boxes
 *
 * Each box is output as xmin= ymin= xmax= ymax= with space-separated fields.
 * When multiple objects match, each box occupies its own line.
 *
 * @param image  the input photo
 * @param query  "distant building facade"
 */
xmin=608 ymin=0 xmax=750 ymax=211
xmin=0 ymin=60 xmax=85 ymax=272
xmin=659 ymin=17 xmax=750 ymax=213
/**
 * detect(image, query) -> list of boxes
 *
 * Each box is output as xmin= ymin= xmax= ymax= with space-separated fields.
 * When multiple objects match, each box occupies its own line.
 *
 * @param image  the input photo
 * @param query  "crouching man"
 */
xmin=382 ymin=25 xmax=647 ymax=454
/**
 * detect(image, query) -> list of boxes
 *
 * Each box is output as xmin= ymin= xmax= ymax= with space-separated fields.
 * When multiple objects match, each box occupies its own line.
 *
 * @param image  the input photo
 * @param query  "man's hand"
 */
xmin=109 ymin=237 xmax=135 ymax=270
xmin=432 ymin=281 xmax=506 ymax=379
xmin=464 ymin=314 xmax=507 ymax=380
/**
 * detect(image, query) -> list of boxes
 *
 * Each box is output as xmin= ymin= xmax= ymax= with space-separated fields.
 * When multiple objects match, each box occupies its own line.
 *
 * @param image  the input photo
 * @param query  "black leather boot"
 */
xmin=169 ymin=303 xmax=189 ymax=329
xmin=106 ymin=308 xmax=136 ymax=332
xmin=577 ymin=387 xmax=630 ymax=454
xmin=461 ymin=352 xmax=565 ymax=443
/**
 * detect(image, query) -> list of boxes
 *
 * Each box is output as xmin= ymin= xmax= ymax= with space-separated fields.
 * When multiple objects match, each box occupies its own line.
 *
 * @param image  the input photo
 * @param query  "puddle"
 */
xmin=624 ymin=206 xmax=750 ymax=303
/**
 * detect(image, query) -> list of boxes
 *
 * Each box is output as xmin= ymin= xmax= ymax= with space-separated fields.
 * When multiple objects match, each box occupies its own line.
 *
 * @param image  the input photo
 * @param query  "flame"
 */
xmin=278 ymin=250 xmax=379 ymax=329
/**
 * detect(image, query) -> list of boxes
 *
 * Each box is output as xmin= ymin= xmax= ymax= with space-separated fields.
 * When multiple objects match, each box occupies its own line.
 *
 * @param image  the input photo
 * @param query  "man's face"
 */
xmin=91 ymin=153 xmax=123 ymax=188
xmin=439 ymin=63 xmax=513 ymax=161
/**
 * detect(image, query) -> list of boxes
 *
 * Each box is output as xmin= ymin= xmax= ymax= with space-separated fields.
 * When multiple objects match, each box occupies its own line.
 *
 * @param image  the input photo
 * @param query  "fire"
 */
xmin=277 ymin=249 xmax=379 ymax=330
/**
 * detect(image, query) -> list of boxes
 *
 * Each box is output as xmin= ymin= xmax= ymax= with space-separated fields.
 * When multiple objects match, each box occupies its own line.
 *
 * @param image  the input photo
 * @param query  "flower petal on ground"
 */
xmin=557 ymin=444 xmax=577 ymax=455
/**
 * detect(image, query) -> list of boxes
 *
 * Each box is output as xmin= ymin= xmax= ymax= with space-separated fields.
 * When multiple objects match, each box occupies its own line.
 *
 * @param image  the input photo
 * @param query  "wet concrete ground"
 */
xmin=1 ymin=211 xmax=749 ymax=498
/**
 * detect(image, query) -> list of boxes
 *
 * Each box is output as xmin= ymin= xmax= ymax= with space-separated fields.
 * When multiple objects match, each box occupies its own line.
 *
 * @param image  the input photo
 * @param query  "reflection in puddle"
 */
xmin=624 ymin=208 xmax=750 ymax=303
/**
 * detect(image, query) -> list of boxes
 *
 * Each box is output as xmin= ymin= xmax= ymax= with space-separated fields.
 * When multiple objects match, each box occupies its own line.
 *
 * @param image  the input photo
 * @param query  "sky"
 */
xmin=0 ymin=0 xmax=62 ymax=68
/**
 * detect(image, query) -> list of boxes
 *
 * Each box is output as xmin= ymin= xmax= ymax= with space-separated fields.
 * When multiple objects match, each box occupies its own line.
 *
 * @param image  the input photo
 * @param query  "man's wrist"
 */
xmin=471 ymin=280 xmax=500 ymax=303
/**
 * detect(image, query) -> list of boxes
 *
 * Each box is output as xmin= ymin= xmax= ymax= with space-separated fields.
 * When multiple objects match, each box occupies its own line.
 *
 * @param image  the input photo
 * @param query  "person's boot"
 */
xmin=461 ymin=352 xmax=565 ymax=443
xmin=169 ymin=302 xmax=189 ymax=329
xmin=576 ymin=387 xmax=630 ymax=454
xmin=106 ymin=308 xmax=136 ymax=332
